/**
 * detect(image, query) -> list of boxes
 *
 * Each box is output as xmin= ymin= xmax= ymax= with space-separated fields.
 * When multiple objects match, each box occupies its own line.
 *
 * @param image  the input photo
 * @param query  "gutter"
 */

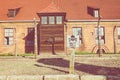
xmin=67 ymin=19 xmax=120 ymax=22
xmin=0 ymin=20 xmax=40 ymax=23
xmin=0 ymin=19 xmax=120 ymax=23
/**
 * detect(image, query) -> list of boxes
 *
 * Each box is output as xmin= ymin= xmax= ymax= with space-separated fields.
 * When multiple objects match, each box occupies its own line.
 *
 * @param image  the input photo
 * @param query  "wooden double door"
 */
xmin=38 ymin=25 xmax=64 ymax=54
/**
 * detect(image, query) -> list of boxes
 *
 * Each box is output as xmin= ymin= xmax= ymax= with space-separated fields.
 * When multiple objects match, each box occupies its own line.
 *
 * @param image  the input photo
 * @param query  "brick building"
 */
xmin=0 ymin=0 xmax=120 ymax=55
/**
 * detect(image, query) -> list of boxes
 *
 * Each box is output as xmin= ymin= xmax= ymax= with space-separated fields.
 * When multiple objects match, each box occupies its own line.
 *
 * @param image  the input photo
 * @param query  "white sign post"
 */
xmin=69 ymin=35 xmax=77 ymax=74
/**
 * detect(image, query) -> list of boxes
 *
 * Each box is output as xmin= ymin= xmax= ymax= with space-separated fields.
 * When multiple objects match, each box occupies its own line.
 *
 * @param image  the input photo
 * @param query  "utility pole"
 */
xmin=113 ymin=25 xmax=117 ymax=54
xmin=14 ymin=28 xmax=17 ymax=58
xmin=34 ymin=18 xmax=38 ymax=59
xmin=98 ymin=16 xmax=102 ymax=57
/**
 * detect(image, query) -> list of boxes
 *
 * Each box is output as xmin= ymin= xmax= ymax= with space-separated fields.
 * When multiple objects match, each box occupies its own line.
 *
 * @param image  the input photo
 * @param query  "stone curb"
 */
xmin=0 ymin=75 xmax=120 ymax=80
xmin=44 ymin=75 xmax=79 ymax=80
xmin=81 ymin=75 xmax=106 ymax=80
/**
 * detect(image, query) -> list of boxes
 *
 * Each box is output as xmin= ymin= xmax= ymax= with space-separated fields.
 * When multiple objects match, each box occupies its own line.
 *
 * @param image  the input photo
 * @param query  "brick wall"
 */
xmin=0 ymin=22 xmax=35 ymax=54
xmin=0 ymin=21 xmax=120 ymax=54
xmin=65 ymin=21 xmax=120 ymax=53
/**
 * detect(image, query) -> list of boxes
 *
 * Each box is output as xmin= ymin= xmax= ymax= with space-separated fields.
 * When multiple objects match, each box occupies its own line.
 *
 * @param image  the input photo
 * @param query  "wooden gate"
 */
xmin=38 ymin=25 xmax=64 ymax=54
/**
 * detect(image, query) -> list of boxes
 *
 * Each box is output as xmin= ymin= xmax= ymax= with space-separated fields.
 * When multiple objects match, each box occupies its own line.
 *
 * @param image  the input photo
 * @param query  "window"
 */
xmin=28 ymin=28 xmax=34 ymax=34
xmin=41 ymin=16 xmax=47 ymax=24
xmin=8 ymin=9 xmax=16 ymax=18
xmin=49 ymin=16 xmax=55 ymax=24
xmin=4 ymin=28 xmax=14 ymax=45
xmin=118 ymin=27 xmax=120 ymax=44
xmin=95 ymin=27 xmax=105 ymax=44
xmin=27 ymin=28 xmax=34 ymax=46
xmin=41 ymin=15 xmax=63 ymax=25
xmin=56 ymin=16 xmax=62 ymax=24
xmin=94 ymin=9 xmax=99 ymax=18
xmin=72 ymin=27 xmax=82 ymax=47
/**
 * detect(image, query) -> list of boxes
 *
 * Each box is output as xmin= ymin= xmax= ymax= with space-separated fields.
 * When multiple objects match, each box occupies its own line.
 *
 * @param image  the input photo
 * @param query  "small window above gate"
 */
xmin=38 ymin=13 xmax=66 ymax=25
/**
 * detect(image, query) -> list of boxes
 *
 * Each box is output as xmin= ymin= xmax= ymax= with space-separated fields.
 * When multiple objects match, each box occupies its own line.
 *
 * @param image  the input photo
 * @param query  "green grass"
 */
xmin=75 ymin=52 xmax=120 ymax=55
xmin=17 ymin=53 xmax=34 ymax=56
xmin=105 ymin=52 xmax=120 ymax=54
xmin=0 ymin=53 xmax=34 ymax=56
xmin=75 ymin=51 xmax=120 ymax=55
xmin=75 ymin=51 xmax=94 ymax=55
xmin=0 ymin=53 xmax=14 ymax=56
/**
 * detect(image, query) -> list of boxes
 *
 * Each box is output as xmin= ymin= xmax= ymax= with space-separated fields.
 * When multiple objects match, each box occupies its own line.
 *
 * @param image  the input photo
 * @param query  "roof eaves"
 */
xmin=67 ymin=19 xmax=120 ymax=22
xmin=0 ymin=20 xmax=40 ymax=23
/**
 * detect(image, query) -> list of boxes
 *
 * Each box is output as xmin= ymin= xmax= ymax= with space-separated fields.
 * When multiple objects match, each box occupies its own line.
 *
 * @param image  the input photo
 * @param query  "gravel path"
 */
xmin=0 ymin=54 xmax=120 ymax=76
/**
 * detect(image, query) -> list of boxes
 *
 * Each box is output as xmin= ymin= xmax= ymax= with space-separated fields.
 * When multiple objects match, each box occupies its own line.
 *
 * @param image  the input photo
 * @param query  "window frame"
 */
xmin=95 ymin=27 xmax=105 ymax=45
xmin=4 ymin=28 xmax=14 ymax=45
xmin=72 ymin=27 xmax=82 ymax=47
xmin=27 ymin=28 xmax=35 ymax=46
xmin=28 ymin=28 xmax=35 ymax=34
xmin=94 ymin=9 xmax=99 ymax=18
xmin=117 ymin=27 xmax=120 ymax=44
xmin=49 ymin=16 xmax=55 ymax=24
xmin=41 ymin=16 xmax=48 ymax=24
xmin=8 ymin=9 xmax=16 ymax=18
xmin=56 ymin=16 xmax=63 ymax=24
xmin=41 ymin=15 xmax=63 ymax=25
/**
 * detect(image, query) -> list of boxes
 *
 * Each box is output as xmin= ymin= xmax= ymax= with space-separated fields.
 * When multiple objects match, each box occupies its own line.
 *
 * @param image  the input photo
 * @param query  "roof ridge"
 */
xmin=40 ymin=1 xmax=63 ymax=13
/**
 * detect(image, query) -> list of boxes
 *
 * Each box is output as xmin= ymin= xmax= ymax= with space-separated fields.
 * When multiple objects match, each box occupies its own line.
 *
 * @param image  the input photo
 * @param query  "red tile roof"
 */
xmin=40 ymin=2 xmax=64 ymax=13
xmin=0 ymin=0 xmax=120 ymax=21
